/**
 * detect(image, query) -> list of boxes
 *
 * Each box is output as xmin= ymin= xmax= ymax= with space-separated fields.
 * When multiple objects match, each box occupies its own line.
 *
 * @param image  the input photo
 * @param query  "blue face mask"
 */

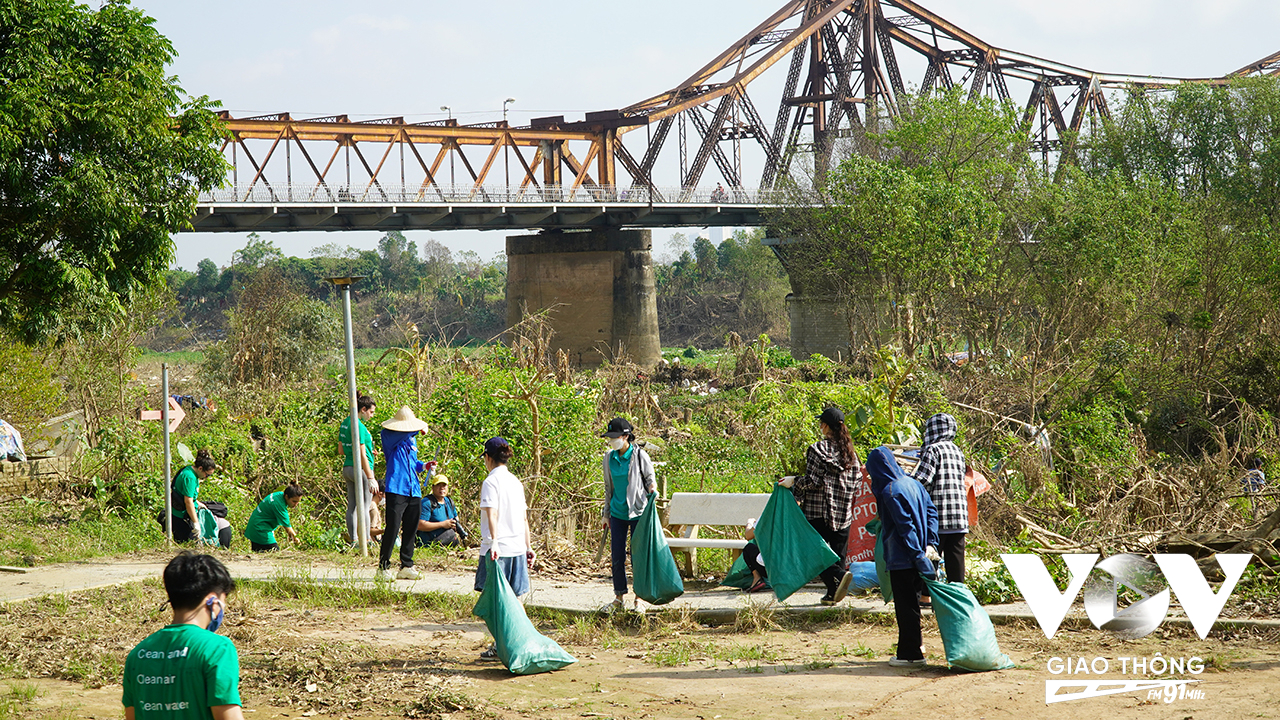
xmin=206 ymin=597 xmax=225 ymax=633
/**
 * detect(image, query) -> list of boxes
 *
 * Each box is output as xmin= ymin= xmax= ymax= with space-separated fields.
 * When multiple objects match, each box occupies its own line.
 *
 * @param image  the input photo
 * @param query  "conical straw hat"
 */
xmin=381 ymin=405 xmax=428 ymax=433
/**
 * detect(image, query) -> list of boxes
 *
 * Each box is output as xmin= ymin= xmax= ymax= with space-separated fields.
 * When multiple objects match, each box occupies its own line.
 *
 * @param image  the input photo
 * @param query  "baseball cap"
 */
xmin=818 ymin=405 xmax=845 ymax=427
xmin=481 ymin=436 xmax=510 ymax=456
xmin=432 ymin=474 xmax=449 ymax=487
xmin=601 ymin=417 xmax=634 ymax=438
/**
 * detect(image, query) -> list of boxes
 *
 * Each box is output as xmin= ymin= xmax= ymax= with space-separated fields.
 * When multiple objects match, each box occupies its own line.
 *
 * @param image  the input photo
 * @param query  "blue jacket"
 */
xmin=867 ymin=446 xmax=939 ymax=576
xmin=417 ymin=494 xmax=457 ymax=545
xmin=380 ymin=428 xmax=425 ymax=497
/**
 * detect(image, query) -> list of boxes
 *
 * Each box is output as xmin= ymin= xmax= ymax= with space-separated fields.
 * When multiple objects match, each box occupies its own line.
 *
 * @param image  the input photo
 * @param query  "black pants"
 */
xmin=418 ymin=528 xmax=463 ymax=548
xmin=940 ymin=532 xmax=966 ymax=583
xmin=742 ymin=542 xmax=767 ymax=577
xmin=890 ymin=568 xmax=925 ymax=660
xmin=807 ymin=517 xmax=850 ymax=595
xmin=379 ymin=492 xmax=421 ymax=570
xmin=609 ymin=515 xmax=639 ymax=596
xmin=251 ymin=541 xmax=278 ymax=552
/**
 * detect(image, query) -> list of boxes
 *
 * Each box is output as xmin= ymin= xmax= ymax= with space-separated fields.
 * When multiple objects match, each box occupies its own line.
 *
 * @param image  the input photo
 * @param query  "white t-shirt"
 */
xmin=479 ymin=464 xmax=528 ymax=557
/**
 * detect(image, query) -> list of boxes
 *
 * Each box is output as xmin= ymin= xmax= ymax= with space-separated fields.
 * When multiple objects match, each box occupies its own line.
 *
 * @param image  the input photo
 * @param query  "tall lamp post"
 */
xmin=327 ymin=275 xmax=370 ymax=557
xmin=440 ymin=106 xmax=455 ymax=194
xmin=503 ymin=97 xmax=515 ymax=195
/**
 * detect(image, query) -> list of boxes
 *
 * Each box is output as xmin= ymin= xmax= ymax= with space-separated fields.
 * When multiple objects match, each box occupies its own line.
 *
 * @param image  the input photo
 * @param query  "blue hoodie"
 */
xmin=380 ymin=428 xmax=425 ymax=497
xmin=867 ymin=446 xmax=939 ymax=576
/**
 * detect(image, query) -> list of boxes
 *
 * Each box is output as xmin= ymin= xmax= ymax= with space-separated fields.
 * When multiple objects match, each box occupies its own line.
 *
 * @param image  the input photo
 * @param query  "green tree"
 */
xmin=0 ymin=0 xmax=225 ymax=343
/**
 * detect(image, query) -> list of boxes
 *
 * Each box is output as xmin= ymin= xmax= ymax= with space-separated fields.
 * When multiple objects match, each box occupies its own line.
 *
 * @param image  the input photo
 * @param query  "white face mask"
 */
xmin=608 ymin=437 xmax=628 ymax=451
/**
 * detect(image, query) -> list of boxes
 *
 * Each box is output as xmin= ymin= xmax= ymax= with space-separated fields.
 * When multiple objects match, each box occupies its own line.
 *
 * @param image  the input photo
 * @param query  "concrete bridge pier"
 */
xmin=506 ymin=229 xmax=660 ymax=367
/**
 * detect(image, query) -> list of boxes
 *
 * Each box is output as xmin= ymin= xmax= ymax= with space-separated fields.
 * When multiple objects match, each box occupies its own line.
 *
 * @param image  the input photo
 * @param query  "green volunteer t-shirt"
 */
xmin=122 ymin=624 xmax=241 ymax=720
xmin=172 ymin=466 xmax=200 ymax=519
xmin=244 ymin=491 xmax=291 ymax=544
xmin=608 ymin=444 xmax=633 ymax=520
xmin=338 ymin=417 xmax=374 ymax=470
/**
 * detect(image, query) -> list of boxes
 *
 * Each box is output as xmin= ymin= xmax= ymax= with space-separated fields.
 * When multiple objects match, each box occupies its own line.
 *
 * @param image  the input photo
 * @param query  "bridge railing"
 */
xmin=197 ymin=184 xmax=801 ymax=205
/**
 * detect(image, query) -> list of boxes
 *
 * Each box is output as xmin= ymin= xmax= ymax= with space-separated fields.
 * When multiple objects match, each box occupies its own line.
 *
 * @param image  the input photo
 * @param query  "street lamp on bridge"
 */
xmin=440 ymin=105 xmax=455 ymax=191
xmin=503 ymin=97 xmax=515 ymax=195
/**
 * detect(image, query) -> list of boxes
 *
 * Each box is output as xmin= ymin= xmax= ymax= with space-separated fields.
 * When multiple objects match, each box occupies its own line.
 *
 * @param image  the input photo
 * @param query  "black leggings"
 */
xmin=806 ymin=517 xmax=850 ymax=595
xmin=939 ymin=532 xmax=966 ymax=582
xmin=742 ymin=542 xmax=767 ymax=577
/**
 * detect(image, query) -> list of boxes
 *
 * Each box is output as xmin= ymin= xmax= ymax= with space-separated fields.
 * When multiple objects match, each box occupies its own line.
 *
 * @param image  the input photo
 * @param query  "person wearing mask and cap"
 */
xmin=417 ymin=473 xmax=464 ymax=548
xmin=378 ymin=406 xmax=435 ymax=581
xmin=866 ymin=446 xmax=939 ymax=667
xmin=778 ymin=405 xmax=859 ymax=605
xmin=122 ymin=552 xmax=243 ymax=720
xmin=475 ymin=436 xmax=532 ymax=660
xmin=600 ymin=417 xmax=658 ymax=613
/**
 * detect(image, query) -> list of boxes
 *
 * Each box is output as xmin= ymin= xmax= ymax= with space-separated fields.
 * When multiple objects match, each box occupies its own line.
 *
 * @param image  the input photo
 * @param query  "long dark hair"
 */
xmin=829 ymin=420 xmax=857 ymax=471
xmin=194 ymin=448 xmax=216 ymax=472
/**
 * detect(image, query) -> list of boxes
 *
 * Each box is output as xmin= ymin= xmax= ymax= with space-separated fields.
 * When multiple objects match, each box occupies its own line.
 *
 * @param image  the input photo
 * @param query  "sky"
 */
xmin=130 ymin=0 xmax=1280 ymax=271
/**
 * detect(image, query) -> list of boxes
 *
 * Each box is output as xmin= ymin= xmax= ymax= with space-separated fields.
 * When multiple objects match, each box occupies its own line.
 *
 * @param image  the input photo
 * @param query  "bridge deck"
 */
xmin=190 ymin=184 xmax=787 ymax=231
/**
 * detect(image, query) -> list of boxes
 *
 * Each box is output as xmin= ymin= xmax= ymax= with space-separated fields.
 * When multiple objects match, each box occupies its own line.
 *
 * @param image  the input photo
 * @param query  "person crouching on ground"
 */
xmin=161 ymin=449 xmax=230 ymax=547
xmin=777 ymin=405 xmax=859 ymax=605
xmin=867 ymin=446 xmax=939 ymax=668
xmin=913 ymin=413 xmax=968 ymax=584
xmin=123 ymin=551 xmax=243 ymax=720
xmin=417 ymin=474 xmax=464 ymax=548
xmin=600 ymin=416 xmax=657 ymax=613
xmin=742 ymin=517 xmax=768 ymax=593
xmin=379 ymin=406 xmax=434 ymax=580
xmin=244 ymin=482 xmax=304 ymax=552
xmin=475 ymin=436 xmax=532 ymax=660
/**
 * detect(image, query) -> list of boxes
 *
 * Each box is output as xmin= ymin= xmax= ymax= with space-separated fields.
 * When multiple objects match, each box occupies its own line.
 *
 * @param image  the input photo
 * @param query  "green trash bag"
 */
xmin=754 ymin=485 xmax=839 ymax=602
xmin=195 ymin=507 xmax=219 ymax=547
xmin=720 ymin=553 xmax=753 ymax=589
xmin=632 ymin=493 xmax=684 ymax=605
xmin=921 ymin=575 xmax=1014 ymax=672
xmin=472 ymin=556 xmax=576 ymax=675
xmin=866 ymin=518 xmax=892 ymax=604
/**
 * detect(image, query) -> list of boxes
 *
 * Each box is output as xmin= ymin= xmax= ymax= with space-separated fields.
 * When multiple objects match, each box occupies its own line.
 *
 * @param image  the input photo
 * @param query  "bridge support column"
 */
xmin=506 ymin=229 xmax=660 ymax=367
xmin=787 ymin=294 xmax=852 ymax=361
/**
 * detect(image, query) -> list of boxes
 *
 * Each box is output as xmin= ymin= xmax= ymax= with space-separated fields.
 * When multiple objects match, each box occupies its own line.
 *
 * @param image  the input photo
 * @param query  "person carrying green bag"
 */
xmin=754 ymin=484 xmax=840 ymax=601
xmin=777 ymin=406 xmax=860 ymax=605
xmin=866 ymin=446 xmax=940 ymax=668
xmin=599 ymin=417 xmax=658 ymax=613
xmin=632 ymin=492 xmax=684 ymax=604
xmin=473 ymin=555 xmax=576 ymax=675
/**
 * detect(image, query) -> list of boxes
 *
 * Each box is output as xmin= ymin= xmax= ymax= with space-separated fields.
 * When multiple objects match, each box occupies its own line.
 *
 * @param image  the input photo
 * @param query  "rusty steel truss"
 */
xmin=211 ymin=0 xmax=1279 ymax=206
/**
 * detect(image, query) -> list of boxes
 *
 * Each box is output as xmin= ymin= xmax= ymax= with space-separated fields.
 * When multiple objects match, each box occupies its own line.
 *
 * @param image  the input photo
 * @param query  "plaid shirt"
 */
xmin=914 ymin=413 xmax=969 ymax=533
xmin=793 ymin=438 xmax=860 ymax=531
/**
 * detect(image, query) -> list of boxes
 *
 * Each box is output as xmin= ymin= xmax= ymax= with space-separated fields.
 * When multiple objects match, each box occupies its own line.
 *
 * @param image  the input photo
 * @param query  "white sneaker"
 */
xmin=396 ymin=566 xmax=421 ymax=580
xmin=888 ymin=656 xmax=926 ymax=668
xmin=377 ymin=567 xmax=395 ymax=580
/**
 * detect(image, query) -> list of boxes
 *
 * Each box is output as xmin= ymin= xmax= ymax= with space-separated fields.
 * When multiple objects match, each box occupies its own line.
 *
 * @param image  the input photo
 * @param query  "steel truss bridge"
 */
xmin=193 ymin=0 xmax=1279 ymax=233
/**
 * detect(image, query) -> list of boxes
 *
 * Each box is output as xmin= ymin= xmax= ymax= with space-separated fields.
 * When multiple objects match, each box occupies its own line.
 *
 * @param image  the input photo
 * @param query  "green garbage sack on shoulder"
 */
xmin=472 ymin=556 xmax=576 ymax=675
xmin=866 ymin=518 xmax=892 ymax=604
xmin=720 ymin=553 xmax=753 ymax=589
xmin=921 ymin=575 xmax=1014 ymax=672
xmin=632 ymin=493 xmax=684 ymax=605
xmin=754 ymin=485 xmax=839 ymax=602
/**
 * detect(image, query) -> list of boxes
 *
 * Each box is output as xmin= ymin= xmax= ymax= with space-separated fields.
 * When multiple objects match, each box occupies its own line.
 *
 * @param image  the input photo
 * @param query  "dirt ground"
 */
xmin=5 ymin=578 xmax=1280 ymax=720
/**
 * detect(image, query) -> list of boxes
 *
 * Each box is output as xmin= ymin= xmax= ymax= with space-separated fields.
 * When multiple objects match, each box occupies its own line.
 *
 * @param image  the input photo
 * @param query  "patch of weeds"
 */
xmin=0 ymin=683 xmax=39 ymax=719
xmin=555 ymin=615 xmax=621 ymax=648
xmin=406 ymin=685 xmax=491 ymax=719
xmin=851 ymin=642 xmax=877 ymax=659
xmin=647 ymin=640 xmax=698 ymax=667
xmin=652 ymin=605 xmax=702 ymax=634
xmin=716 ymin=643 xmax=776 ymax=663
xmin=733 ymin=601 xmax=782 ymax=633
xmin=804 ymin=659 xmax=835 ymax=670
xmin=1204 ymin=652 xmax=1239 ymax=672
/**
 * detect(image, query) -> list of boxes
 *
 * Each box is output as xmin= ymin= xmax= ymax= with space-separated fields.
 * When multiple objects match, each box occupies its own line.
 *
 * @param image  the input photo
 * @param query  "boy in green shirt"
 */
xmin=244 ymin=482 xmax=304 ymax=552
xmin=338 ymin=394 xmax=378 ymax=544
xmin=123 ymin=552 xmax=243 ymax=720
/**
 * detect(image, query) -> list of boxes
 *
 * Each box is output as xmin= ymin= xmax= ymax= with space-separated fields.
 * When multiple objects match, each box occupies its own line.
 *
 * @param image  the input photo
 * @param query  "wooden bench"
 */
xmin=664 ymin=492 xmax=771 ymax=576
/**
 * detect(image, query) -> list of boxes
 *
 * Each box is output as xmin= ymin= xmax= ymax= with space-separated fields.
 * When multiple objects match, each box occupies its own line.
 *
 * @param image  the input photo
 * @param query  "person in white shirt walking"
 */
xmin=473 ymin=436 xmax=533 ymax=660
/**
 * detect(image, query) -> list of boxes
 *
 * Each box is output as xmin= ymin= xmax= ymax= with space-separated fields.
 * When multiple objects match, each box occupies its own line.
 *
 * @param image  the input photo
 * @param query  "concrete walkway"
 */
xmin=3 ymin=556 xmax=1277 ymax=631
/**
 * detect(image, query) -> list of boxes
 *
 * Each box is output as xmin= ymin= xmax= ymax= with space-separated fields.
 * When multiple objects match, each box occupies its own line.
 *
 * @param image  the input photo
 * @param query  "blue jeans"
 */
xmin=609 ymin=515 xmax=639 ymax=596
